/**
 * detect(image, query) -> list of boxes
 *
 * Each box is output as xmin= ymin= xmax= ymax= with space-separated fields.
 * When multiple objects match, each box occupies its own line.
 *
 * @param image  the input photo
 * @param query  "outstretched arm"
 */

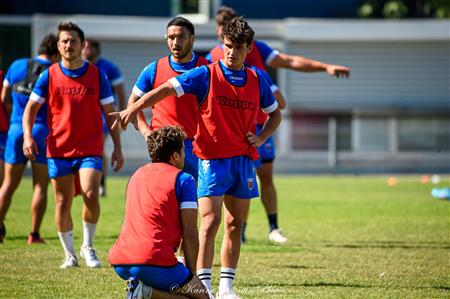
xmin=110 ymin=81 xmax=177 ymax=130
xmin=269 ymin=52 xmax=350 ymax=78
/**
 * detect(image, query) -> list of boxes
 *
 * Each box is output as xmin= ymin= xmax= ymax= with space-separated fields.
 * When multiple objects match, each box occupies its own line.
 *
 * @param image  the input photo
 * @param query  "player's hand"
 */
xmin=326 ymin=64 xmax=350 ymax=78
xmin=109 ymin=108 xmax=138 ymax=131
xmin=246 ymin=131 xmax=263 ymax=147
xmin=23 ymin=135 xmax=38 ymax=161
xmin=110 ymin=147 xmax=124 ymax=172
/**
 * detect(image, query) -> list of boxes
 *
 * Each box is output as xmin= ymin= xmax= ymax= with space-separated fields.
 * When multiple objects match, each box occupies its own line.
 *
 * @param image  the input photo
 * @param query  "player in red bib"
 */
xmin=111 ymin=17 xmax=281 ymax=299
xmin=109 ymin=126 xmax=210 ymax=299
xmin=22 ymin=22 xmax=124 ymax=269
xmin=209 ymin=6 xmax=351 ymax=244
xmin=129 ymin=17 xmax=209 ymax=181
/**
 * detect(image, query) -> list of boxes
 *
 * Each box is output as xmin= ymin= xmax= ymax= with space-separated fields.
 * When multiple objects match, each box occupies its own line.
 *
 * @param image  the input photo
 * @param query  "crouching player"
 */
xmin=108 ymin=126 xmax=210 ymax=299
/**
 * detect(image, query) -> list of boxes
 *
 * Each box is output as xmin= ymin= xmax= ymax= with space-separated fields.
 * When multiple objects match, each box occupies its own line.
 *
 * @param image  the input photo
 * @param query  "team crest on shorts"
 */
xmin=247 ymin=177 xmax=254 ymax=190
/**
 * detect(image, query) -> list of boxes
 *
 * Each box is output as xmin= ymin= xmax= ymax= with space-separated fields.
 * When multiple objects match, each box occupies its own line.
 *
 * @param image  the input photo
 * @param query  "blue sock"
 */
xmin=268 ymin=213 xmax=278 ymax=232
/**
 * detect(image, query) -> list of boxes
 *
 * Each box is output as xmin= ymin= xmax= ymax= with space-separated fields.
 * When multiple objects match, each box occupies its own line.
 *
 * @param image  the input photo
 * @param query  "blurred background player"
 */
xmin=110 ymin=17 xmax=281 ymax=299
xmin=128 ymin=16 xmax=208 ymax=181
xmin=23 ymin=22 xmax=124 ymax=268
xmin=209 ymin=6 xmax=351 ymax=244
xmin=0 ymin=69 xmax=6 ymax=186
xmin=109 ymin=126 xmax=210 ymax=299
xmin=0 ymin=34 xmax=59 ymax=244
xmin=82 ymin=38 xmax=126 ymax=197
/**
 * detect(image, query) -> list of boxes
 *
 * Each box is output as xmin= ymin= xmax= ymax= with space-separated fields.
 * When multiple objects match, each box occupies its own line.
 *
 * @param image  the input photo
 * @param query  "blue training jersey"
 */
xmin=3 ymin=57 xmax=52 ymax=124
xmin=95 ymin=57 xmax=123 ymax=86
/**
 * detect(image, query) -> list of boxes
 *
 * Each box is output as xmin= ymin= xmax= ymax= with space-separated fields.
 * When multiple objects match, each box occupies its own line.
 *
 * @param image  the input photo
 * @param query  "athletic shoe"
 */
xmin=60 ymin=254 xmax=78 ymax=269
xmin=27 ymin=233 xmax=46 ymax=245
xmin=80 ymin=246 xmax=101 ymax=268
xmin=216 ymin=290 xmax=241 ymax=299
xmin=126 ymin=277 xmax=153 ymax=299
xmin=99 ymin=185 xmax=106 ymax=197
xmin=0 ymin=223 xmax=5 ymax=243
xmin=269 ymin=228 xmax=287 ymax=244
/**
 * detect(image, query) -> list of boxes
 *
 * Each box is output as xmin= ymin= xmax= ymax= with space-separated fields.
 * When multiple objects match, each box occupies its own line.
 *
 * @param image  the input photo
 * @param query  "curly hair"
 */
xmin=38 ymin=33 xmax=58 ymax=57
xmin=146 ymin=126 xmax=185 ymax=163
xmin=57 ymin=21 xmax=85 ymax=42
xmin=221 ymin=17 xmax=254 ymax=46
xmin=216 ymin=6 xmax=237 ymax=26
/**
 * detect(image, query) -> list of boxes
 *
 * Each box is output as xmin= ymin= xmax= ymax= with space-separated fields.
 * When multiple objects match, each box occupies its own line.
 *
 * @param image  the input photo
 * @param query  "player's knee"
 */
xmin=224 ymin=216 xmax=244 ymax=234
xmin=83 ymin=188 xmax=99 ymax=202
xmin=201 ymin=213 xmax=221 ymax=233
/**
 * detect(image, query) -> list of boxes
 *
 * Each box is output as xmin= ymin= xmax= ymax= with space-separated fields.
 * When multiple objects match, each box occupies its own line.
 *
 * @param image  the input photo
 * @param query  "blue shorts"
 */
xmin=197 ymin=155 xmax=259 ymax=199
xmin=0 ymin=132 xmax=7 ymax=160
xmin=183 ymin=139 xmax=198 ymax=181
xmin=114 ymin=262 xmax=192 ymax=292
xmin=5 ymin=123 xmax=48 ymax=165
xmin=254 ymin=124 xmax=276 ymax=169
xmin=47 ymin=156 xmax=103 ymax=179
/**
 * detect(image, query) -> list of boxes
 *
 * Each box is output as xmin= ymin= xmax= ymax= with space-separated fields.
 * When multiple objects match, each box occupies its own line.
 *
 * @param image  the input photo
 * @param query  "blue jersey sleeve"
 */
xmin=98 ymin=58 xmax=122 ymax=85
xmin=255 ymin=40 xmax=279 ymax=66
xmin=256 ymin=69 xmax=277 ymax=113
xmin=170 ymin=65 xmax=209 ymax=104
xmin=204 ymin=53 xmax=212 ymax=63
xmin=4 ymin=58 xmax=27 ymax=86
xmin=29 ymin=70 xmax=50 ymax=104
xmin=175 ymin=172 xmax=198 ymax=209
xmin=133 ymin=61 xmax=157 ymax=97
xmin=99 ymin=69 xmax=114 ymax=105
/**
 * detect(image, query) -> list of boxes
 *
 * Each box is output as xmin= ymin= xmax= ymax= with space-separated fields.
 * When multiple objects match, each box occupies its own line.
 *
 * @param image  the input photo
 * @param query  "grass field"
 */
xmin=0 ymin=175 xmax=449 ymax=298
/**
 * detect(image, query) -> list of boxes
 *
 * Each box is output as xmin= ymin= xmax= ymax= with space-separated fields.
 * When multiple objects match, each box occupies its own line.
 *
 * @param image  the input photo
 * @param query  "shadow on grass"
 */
xmin=242 ymin=281 xmax=450 ymax=291
xmin=320 ymin=240 xmax=450 ymax=250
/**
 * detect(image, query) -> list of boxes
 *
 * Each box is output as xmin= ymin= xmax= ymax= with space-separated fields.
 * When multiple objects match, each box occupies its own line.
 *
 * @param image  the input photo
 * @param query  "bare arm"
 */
xmin=22 ymin=100 xmax=42 ymax=160
xmin=269 ymin=52 xmax=350 ymax=78
xmin=110 ymin=81 xmax=177 ymax=130
xmin=273 ymin=89 xmax=286 ymax=110
xmin=180 ymin=208 xmax=199 ymax=274
xmin=247 ymin=108 xmax=282 ymax=147
xmin=1 ymin=85 xmax=12 ymax=117
xmin=127 ymin=93 xmax=152 ymax=138
xmin=102 ymin=103 xmax=124 ymax=172
xmin=112 ymin=83 xmax=127 ymax=111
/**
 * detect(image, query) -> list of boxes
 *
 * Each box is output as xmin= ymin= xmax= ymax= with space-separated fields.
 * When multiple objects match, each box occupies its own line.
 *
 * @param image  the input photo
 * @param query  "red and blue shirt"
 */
xmin=170 ymin=60 xmax=278 ymax=160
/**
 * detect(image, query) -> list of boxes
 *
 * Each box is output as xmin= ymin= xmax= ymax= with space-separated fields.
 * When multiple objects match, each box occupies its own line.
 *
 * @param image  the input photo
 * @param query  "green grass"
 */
xmin=0 ymin=175 xmax=449 ymax=298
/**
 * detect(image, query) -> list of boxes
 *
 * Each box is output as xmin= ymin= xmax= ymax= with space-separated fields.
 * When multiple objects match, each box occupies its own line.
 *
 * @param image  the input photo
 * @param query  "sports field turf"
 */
xmin=0 ymin=175 xmax=448 ymax=298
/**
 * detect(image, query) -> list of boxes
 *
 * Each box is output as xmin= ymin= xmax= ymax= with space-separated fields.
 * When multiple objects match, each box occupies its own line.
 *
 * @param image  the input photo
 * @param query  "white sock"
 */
xmin=197 ymin=268 xmax=212 ymax=293
xmin=82 ymin=221 xmax=96 ymax=248
xmin=57 ymin=230 xmax=75 ymax=256
xmin=219 ymin=267 xmax=236 ymax=295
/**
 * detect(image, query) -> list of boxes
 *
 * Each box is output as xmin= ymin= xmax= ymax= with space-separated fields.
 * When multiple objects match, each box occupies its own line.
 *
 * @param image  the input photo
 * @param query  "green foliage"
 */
xmin=0 ymin=176 xmax=449 ymax=298
xmin=358 ymin=0 xmax=450 ymax=18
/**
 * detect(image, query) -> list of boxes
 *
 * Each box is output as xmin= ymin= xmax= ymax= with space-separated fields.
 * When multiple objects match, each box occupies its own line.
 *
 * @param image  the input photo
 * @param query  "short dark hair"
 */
xmin=221 ymin=17 xmax=254 ymax=46
xmin=86 ymin=38 xmax=101 ymax=54
xmin=147 ymin=126 xmax=185 ymax=163
xmin=216 ymin=6 xmax=237 ymax=26
xmin=167 ymin=16 xmax=195 ymax=36
xmin=38 ymin=33 xmax=58 ymax=57
xmin=57 ymin=21 xmax=85 ymax=42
